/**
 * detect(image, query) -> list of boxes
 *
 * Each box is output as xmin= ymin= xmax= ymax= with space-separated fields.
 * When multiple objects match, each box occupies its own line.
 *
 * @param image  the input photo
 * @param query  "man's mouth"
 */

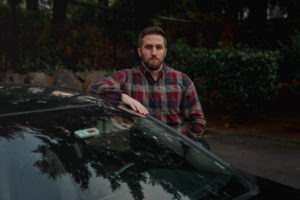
xmin=150 ymin=58 xmax=159 ymax=62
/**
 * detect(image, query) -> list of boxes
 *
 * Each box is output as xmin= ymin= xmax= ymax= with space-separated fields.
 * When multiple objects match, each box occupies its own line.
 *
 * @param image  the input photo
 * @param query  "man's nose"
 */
xmin=151 ymin=48 xmax=158 ymax=55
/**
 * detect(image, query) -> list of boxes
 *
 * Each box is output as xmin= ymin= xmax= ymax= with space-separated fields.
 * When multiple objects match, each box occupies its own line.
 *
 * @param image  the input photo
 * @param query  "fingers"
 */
xmin=128 ymin=101 xmax=149 ymax=115
xmin=121 ymin=93 xmax=149 ymax=115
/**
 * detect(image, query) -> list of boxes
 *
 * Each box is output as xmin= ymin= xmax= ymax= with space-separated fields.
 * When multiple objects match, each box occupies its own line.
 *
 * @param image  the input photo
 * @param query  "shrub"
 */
xmin=167 ymin=43 xmax=280 ymax=117
xmin=279 ymin=32 xmax=300 ymax=82
xmin=18 ymin=47 xmax=63 ymax=74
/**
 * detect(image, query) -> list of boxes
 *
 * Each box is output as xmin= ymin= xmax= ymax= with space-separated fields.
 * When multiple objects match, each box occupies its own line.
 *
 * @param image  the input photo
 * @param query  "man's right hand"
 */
xmin=121 ymin=93 xmax=149 ymax=115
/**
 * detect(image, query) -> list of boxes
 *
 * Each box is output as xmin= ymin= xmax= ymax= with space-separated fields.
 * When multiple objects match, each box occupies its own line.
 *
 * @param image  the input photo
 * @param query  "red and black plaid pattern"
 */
xmin=88 ymin=64 xmax=206 ymax=140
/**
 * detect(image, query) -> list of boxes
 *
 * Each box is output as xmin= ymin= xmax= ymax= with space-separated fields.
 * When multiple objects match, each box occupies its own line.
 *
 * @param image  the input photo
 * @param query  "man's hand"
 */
xmin=121 ymin=93 xmax=149 ymax=115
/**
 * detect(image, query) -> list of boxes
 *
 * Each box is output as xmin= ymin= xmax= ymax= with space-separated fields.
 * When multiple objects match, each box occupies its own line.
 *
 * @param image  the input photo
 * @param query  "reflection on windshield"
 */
xmin=110 ymin=115 xmax=135 ymax=130
xmin=0 ymin=106 xmax=246 ymax=200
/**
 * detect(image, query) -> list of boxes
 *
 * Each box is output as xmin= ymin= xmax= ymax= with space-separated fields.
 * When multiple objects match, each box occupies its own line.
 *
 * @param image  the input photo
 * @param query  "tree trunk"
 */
xmin=26 ymin=0 xmax=38 ymax=11
xmin=52 ymin=0 xmax=69 ymax=43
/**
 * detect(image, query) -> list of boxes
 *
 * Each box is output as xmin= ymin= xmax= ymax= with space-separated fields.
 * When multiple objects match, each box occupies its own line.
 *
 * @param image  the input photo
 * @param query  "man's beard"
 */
xmin=143 ymin=58 xmax=163 ymax=71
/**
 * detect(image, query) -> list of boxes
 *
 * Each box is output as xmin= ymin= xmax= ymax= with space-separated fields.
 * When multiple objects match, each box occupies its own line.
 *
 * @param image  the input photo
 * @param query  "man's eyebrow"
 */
xmin=144 ymin=44 xmax=153 ymax=47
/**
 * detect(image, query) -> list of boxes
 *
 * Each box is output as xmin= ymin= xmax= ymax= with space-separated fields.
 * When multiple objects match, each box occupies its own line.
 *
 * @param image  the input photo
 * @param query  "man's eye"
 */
xmin=156 ymin=46 xmax=163 ymax=50
xmin=145 ymin=45 xmax=152 ymax=49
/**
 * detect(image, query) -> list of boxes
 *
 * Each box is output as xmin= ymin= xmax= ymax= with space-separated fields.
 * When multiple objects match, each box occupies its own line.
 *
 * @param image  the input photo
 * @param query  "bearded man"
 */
xmin=88 ymin=26 xmax=208 ymax=148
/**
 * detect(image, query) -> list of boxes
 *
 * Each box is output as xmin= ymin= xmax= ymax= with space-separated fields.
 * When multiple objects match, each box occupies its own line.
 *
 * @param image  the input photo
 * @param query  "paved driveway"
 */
xmin=206 ymin=134 xmax=300 ymax=190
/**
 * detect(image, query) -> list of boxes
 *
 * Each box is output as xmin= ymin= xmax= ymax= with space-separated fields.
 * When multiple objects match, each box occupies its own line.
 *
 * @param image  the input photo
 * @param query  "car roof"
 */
xmin=0 ymin=84 xmax=104 ymax=117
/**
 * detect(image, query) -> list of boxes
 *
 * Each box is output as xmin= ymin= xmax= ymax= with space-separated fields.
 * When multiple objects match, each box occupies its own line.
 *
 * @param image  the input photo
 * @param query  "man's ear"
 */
xmin=137 ymin=48 xmax=141 ymax=57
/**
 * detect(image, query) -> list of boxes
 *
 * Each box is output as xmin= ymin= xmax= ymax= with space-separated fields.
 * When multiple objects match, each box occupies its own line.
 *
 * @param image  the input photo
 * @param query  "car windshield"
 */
xmin=0 ymin=98 xmax=250 ymax=200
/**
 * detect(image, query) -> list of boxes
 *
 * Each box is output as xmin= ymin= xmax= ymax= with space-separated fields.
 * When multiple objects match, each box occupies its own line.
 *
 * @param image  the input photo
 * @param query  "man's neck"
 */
xmin=141 ymin=62 xmax=164 ymax=81
xmin=150 ymin=68 xmax=162 ymax=81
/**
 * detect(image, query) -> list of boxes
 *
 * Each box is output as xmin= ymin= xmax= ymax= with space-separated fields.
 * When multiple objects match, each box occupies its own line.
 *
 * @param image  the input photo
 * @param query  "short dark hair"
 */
xmin=137 ymin=26 xmax=167 ymax=47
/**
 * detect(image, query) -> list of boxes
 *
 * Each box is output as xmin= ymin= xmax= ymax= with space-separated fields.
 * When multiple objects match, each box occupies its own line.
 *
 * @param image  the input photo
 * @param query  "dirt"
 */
xmin=203 ymin=84 xmax=300 ymax=143
xmin=205 ymin=111 xmax=300 ymax=143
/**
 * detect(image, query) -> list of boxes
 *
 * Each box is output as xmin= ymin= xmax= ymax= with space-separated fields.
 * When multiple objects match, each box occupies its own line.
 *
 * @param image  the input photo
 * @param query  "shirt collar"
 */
xmin=138 ymin=63 xmax=168 ymax=76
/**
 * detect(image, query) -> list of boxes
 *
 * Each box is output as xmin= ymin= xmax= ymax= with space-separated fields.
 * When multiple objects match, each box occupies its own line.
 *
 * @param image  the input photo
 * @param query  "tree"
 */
xmin=270 ymin=0 xmax=300 ymax=19
xmin=52 ymin=0 xmax=70 ymax=43
xmin=6 ymin=0 xmax=22 ymax=67
xmin=26 ymin=0 xmax=38 ymax=11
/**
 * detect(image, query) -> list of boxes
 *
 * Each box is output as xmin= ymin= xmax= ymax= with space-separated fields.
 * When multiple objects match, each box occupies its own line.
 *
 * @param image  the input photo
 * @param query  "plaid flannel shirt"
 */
xmin=88 ymin=64 xmax=206 ymax=140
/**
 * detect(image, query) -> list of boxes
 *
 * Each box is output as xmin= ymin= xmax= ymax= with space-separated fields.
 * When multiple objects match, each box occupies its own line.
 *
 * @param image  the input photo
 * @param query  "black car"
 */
xmin=0 ymin=84 xmax=299 ymax=200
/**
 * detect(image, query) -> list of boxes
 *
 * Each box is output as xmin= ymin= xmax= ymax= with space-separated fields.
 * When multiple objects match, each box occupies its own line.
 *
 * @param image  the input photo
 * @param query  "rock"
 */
xmin=1 ymin=72 xmax=25 ymax=84
xmin=0 ymin=70 xmax=108 ymax=91
xmin=75 ymin=70 xmax=106 ymax=90
xmin=24 ymin=72 xmax=51 ymax=86
xmin=52 ymin=69 xmax=83 ymax=90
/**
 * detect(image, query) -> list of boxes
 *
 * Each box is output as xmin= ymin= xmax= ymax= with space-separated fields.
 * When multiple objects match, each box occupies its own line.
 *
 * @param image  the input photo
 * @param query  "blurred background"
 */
xmin=0 ymin=0 xmax=300 ymax=121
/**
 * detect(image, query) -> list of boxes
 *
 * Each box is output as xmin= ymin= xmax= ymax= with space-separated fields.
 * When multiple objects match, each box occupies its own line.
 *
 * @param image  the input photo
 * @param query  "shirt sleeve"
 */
xmin=182 ymin=77 xmax=206 ymax=140
xmin=87 ymin=70 xmax=128 ymax=101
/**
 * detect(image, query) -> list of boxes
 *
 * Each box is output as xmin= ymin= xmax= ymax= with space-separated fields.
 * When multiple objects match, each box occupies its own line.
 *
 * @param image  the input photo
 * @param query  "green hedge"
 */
xmin=279 ymin=32 xmax=300 ymax=81
xmin=167 ymin=43 xmax=280 ymax=116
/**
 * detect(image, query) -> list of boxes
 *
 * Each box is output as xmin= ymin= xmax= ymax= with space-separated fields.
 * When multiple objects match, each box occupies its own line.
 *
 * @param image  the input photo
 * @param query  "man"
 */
xmin=88 ymin=26 xmax=207 ymax=146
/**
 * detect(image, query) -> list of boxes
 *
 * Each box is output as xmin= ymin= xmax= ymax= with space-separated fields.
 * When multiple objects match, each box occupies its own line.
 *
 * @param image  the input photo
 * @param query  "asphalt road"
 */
xmin=206 ymin=134 xmax=300 ymax=190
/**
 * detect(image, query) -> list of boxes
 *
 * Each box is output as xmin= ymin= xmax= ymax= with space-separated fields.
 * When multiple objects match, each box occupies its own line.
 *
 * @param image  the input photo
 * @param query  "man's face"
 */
xmin=137 ymin=34 xmax=167 ymax=71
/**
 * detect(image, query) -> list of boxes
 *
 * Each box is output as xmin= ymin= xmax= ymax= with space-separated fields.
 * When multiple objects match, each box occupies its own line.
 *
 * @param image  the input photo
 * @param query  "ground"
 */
xmin=205 ymin=109 xmax=300 ymax=143
xmin=200 ymin=85 xmax=300 ymax=189
xmin=204 ymin=110 xmax=300 ymax=190
xmin=204 ymin=84 xmax=300 ymax=143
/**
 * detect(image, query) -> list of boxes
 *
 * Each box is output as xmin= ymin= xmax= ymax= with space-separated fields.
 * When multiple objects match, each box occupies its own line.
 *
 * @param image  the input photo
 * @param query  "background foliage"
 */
xmin=0 ymin=0 xmax=300 ymax=116
xmin=167 ymin=42 xmax=280 ymax=117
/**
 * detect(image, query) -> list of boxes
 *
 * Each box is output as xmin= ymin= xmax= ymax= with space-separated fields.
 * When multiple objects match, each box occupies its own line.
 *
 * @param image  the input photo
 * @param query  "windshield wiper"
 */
xmin=109 ymin=162 xmax=136 ymax=181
